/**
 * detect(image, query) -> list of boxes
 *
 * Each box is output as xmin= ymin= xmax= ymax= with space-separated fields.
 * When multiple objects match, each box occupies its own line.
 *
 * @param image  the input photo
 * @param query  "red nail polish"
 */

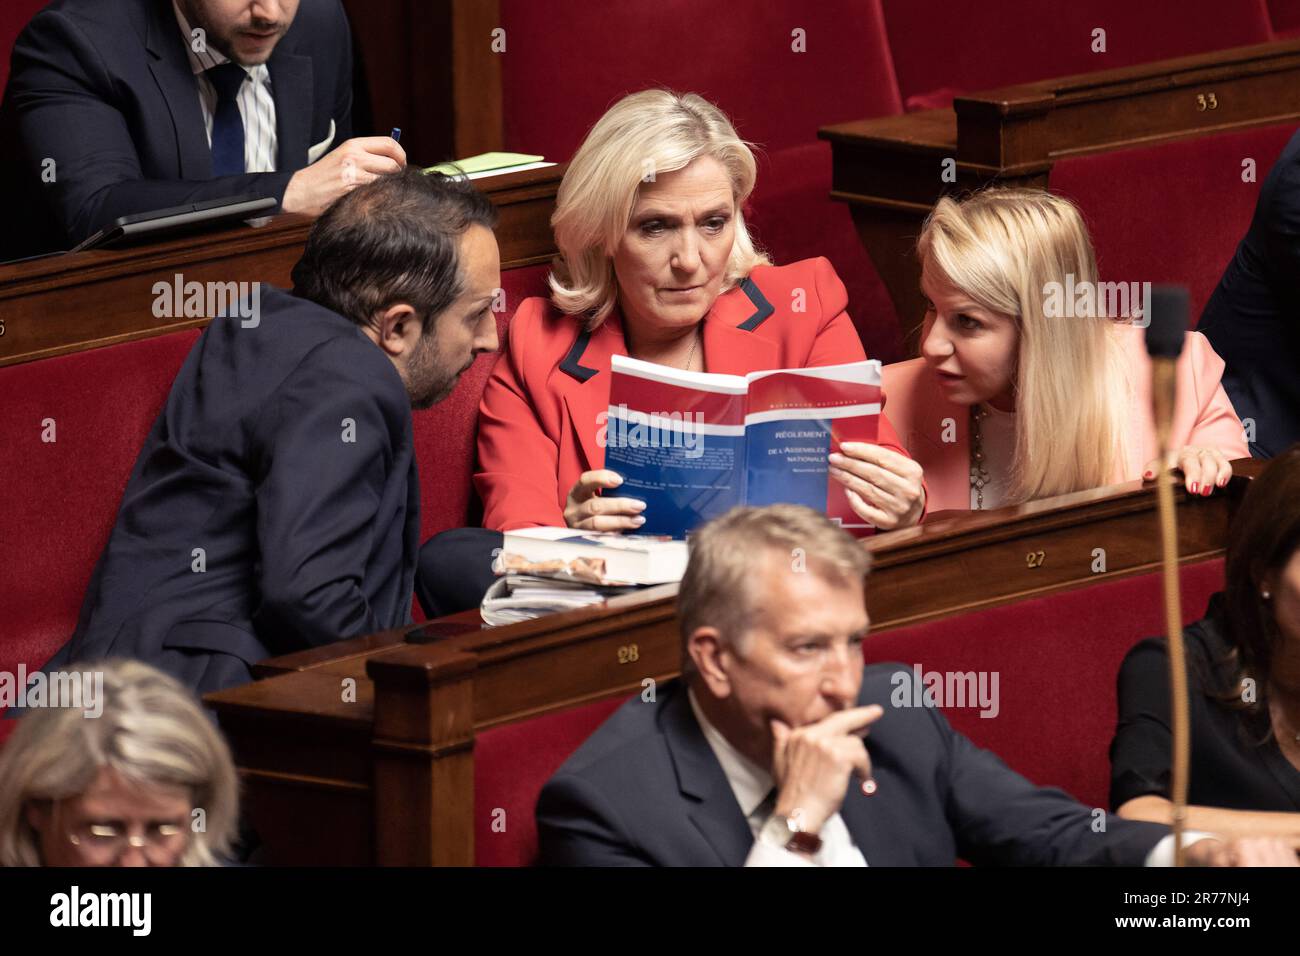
xmin=1202 ymin=486 xmax=1212 ymax=496
xmin=1190 ymin=482 xmax=1199 ymax=495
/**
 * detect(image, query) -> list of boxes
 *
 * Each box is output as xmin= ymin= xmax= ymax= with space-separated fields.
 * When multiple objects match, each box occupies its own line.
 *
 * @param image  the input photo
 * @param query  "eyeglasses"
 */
xmin=65 ymin=819 xmax=190 ymax=863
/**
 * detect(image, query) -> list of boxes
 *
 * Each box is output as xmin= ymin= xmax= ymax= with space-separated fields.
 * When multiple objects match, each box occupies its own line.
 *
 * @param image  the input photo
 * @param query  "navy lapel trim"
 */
xmin=559 ymin=328 xmax=600 ymax=383
xmin=737 ymin=277 xmax=776 ymax=332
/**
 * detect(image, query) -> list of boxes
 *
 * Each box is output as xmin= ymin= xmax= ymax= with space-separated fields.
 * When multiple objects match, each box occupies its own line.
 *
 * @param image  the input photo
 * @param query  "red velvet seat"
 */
xmin=862 ymin=560 xmax=1226 ymax=813
xmin=1050 ymin=122 xmax=1296 ymax=324
xmin=882 ymin=0 xmax=1274 ymax=111
xmin=474 ymin=696 xmax=624 ymax=866
xmin=0 ymin=331 xmax=201 ymax=745
xmin=0 ymin=330 xmax=202 ymax=696
xmin=498 ymin=0 xmax=907 ymax=362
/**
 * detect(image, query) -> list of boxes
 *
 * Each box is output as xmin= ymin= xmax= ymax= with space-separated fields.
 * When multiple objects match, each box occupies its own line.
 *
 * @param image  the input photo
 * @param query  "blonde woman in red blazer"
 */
xmin=476 ymin=90 xmax=923 ymax=533
xmin=872 ymin=188 xmax=1249 ymax=515
xmin=417 ymin=91 xmax=923 ymax=614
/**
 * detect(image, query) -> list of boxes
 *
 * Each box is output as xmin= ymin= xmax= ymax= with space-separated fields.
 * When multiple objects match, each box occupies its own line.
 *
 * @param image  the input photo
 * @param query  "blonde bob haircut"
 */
xmin=549 ymin=89 xmax=771 ymax=327
xmin=677 ymin=504 xmax=871 ymax=678
xmin=0 ymin=659 xmax=240 ymax=867
xmin=918 ymin=187 xmax=1131 ymax=503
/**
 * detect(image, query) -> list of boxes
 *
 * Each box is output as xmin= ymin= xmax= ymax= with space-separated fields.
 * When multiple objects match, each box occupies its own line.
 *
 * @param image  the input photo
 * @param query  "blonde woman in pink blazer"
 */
xmin=849 ymin=189 xmax=1249 ymax=516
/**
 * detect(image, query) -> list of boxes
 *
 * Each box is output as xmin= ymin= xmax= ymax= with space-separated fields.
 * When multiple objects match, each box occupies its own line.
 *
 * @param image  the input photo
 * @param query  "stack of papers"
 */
xmin=480 ymin=573 xmax=639 ymax=627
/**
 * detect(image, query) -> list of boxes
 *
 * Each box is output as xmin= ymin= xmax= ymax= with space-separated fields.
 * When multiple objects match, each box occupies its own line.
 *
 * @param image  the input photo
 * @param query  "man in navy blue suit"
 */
xmin=537 ymin=504 xmax=1298 ymax=866
xmin=34 ymin=169 xmax=501 ymax=697
xmin=1199 ymin=127 xmax=1300 ymax=459
xmin=0 ymin=0 xmax=407 ymax=260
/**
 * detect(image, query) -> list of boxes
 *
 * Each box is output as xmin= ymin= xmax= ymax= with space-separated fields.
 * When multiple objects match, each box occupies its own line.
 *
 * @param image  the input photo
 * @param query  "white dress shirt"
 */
xmin=173 ymin=2 xmax=278 ymax=173
xmin=687 ymin=689 xmax=1211 ymax=867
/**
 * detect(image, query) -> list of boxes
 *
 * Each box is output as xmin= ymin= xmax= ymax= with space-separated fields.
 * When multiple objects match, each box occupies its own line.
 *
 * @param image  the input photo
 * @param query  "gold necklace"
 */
xmin=969 ymin=404 xmax=990 ymax=510
xmin=631 ymin=326 xmax=702 ymax=370
xmin=683 ymin=326 xmax=701 ymax=371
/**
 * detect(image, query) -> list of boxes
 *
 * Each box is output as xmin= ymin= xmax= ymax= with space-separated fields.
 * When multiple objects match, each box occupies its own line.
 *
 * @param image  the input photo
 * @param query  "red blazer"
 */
xmin=476 ymin=257 xmax=912 ymax=530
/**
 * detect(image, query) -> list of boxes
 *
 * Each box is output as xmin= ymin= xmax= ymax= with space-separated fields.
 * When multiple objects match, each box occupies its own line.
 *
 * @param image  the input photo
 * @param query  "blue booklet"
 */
xmin=601 ymin=355 xmax=883 ymax=538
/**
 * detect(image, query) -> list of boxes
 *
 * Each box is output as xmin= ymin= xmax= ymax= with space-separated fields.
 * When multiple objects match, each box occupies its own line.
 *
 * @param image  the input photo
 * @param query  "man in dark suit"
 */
xmin=1198 ymin=126 xmax=1300 ymax=459
xmin=0 ymin=0 xmax=406 ymax=260
xmin=34 ymin=169 xmax=500 ymax=697
xmin=537 ymin=504 xmax=1295 ymax=866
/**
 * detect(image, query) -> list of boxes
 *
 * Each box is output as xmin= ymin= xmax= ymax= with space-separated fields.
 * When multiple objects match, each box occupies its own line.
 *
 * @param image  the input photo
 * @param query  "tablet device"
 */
xmin=70 ymin=194 xmax=279 ymax=252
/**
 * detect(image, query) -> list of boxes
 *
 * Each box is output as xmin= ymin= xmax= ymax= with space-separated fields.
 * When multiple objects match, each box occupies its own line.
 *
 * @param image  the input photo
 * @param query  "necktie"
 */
xmin=208 ymin=62 xmax=247 ymax=176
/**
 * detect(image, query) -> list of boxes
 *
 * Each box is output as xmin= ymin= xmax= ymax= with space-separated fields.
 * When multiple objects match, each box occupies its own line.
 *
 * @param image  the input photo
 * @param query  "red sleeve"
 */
xmin=474 ymin=301 xmax=568 ymax=530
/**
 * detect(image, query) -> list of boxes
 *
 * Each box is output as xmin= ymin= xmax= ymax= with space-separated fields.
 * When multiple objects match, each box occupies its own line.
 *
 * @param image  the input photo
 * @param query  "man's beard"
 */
xmin=404 ymin=329 xmax=463 ymax=411
xmin=204 ymin=16 xmax=287 ymax=66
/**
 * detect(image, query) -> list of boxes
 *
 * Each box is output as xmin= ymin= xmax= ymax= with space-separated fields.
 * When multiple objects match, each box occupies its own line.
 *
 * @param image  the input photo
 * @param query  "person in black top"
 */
xmin=1111 ymin=445 xmax=1300 ymax=851
xmin=1198 ymin=127 xmax=1300 ymax=459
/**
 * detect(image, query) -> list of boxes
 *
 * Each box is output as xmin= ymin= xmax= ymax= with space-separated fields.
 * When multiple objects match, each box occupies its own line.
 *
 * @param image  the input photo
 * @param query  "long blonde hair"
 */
xmin=918 ymin=188 xmax=1131 ymax=502
xmin=0 ymin=659 xmax=240 ymax=866
xmin=549 ymin=89 xmax=771 ymax=328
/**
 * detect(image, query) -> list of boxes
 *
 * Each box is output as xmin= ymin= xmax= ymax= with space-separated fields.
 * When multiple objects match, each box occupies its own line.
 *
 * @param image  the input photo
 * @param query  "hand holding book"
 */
xmin=563 ymin=469 xmax=647 ymax=532
xmin=829 ymin=442 xmax=926 ymax=531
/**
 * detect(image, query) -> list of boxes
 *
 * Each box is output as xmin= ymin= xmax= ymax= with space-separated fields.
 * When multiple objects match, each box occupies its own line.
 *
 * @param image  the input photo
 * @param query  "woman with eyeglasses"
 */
xmin=0 ymin=659 xmax=239 ymax=866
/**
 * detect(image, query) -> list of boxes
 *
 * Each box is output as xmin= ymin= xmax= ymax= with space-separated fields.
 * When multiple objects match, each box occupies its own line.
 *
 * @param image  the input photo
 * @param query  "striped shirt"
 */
xmin=172 ymin=1 xmax=278 ymax=173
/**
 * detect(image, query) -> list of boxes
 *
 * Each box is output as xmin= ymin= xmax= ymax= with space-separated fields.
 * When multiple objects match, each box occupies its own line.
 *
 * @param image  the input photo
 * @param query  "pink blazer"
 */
xmin=881 ymin=327 xmax=1250 ymax=514
xmin=475 ymin=257 xmax=912 ymax=530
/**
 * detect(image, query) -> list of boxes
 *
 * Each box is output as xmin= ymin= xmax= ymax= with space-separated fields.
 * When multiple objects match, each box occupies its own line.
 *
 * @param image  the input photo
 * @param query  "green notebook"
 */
xmin=424 ymin=152 xmax=545 ymax=176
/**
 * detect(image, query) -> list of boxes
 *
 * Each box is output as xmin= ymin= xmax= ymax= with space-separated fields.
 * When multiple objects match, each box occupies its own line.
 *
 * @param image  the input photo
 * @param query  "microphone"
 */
xmin=1145 ymin=285 xmax=1191 ymax=865
xmin=1146 ymin=286 xmax=1188 ymax=449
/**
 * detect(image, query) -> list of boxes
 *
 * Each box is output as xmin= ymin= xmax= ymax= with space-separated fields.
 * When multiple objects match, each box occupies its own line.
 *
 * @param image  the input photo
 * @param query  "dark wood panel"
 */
xmin=341 ymin=0 xmax=503 ymax=163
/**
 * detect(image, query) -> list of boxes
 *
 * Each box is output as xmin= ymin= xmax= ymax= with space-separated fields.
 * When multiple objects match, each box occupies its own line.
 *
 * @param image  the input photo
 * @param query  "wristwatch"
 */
xmin=759 ymin=812 xmax=823 ymax=856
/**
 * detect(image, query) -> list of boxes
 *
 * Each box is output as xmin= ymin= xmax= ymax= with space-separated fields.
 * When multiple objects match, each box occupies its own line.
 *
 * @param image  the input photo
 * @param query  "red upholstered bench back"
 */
xmin=499 ymin=0 xmax=900 ymax=161
xmin=862 ymin=559 xmax=1226 ymax=812
xmin=497 ymin=0 xmax=907 ymax=363
xmin=1050 ymin=122 xmax=1297 ymax=325
xmin=882 ymin=0 xmax=1274 ymax=111
xmin=474 ymin=696 xmax=624 ymax=866
xmin=0 ymin=330 xmax=202 ymax=738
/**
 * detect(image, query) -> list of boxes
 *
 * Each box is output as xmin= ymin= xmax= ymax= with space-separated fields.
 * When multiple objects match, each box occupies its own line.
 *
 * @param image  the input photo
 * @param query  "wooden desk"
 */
xmin=206 ymin=459 xmax=1260 ymax=864
xmin=820 ymin=39 xmax=1300 ymax=353
xmin=0 ymin=163 xmax=563 ymax=369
